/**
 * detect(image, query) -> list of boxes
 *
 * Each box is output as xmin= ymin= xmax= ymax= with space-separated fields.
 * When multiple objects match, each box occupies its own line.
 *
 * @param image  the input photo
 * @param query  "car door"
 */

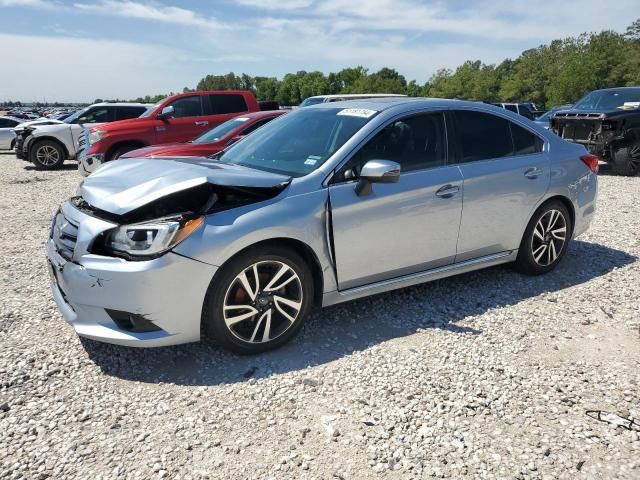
xmin=451 ymin=109 xmax=549 ymax=262
xmin=156 ymin=95 xmax=208 ymax=144
xmin=0 ymin=118 xmax=18 ymax=149
xmin=328 ymin=111 xmax=464 ymax=290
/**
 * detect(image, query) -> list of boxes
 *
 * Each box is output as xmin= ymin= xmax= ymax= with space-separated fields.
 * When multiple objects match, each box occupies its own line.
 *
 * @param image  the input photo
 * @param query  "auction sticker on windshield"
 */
xmin=337 ymin=108 xmax=377 ymax=118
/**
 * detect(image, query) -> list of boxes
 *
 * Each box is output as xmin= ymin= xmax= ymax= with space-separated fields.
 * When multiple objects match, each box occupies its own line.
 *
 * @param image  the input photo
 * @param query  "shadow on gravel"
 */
xmin=81 ymin=240 xmax=635 ymax=386
xmin=23 ymin=163 xmax=78 ymax=171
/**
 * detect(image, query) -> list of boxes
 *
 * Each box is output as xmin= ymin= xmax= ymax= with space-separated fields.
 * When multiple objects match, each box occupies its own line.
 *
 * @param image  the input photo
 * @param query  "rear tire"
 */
xmin=202 ymin=246 xmax=314 ymax=354
xmin=30 ymin=140 xmax=65 ymax=170
xmin=514 ymin=200 xmax=573 ymax=275
xmin=610 ymin=145 xmax=640 ymax=176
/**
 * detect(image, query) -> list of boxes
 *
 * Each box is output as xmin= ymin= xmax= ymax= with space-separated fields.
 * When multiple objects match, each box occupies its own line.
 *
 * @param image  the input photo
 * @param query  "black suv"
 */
xmin=551 ymin=87 xmax=640 ymax=176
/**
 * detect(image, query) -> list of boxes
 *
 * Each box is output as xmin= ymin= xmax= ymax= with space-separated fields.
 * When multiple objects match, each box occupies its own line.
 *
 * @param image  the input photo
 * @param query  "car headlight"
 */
xmin=89 ymin=129 xmax=107 ymax=145
xmin=104 ymin=216 xmax=204 ymax=258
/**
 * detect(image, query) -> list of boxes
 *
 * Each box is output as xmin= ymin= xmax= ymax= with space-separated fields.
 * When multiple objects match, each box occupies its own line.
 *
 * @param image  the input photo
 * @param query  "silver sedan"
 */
xmin=46 ymin=99 xmax=598 ymax=353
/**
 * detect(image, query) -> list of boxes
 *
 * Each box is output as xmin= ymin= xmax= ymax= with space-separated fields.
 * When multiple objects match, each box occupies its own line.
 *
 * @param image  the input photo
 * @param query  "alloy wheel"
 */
xmin=36 ymin=145 xmax=60 ymax=166
xmin=223 ymin=261 xmax=303 ymax=344
xmin=531 ymin=209 xmax=567 ymax=267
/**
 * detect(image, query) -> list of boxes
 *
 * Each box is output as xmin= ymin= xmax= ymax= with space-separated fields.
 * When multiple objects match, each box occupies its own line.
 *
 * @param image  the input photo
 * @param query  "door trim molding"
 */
xmin=321 ymin=250 xmax=517 ymax=307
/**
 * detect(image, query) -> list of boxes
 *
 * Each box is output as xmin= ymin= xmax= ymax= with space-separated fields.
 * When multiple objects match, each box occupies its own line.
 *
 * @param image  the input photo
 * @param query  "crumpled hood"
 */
xmin=81 ymin=157 xmax=291 ymax=215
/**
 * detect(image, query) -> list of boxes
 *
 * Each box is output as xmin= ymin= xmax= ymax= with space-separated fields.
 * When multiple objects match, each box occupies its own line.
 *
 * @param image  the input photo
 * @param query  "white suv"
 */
xmin=14 ymin=102 xmax=150 ymax=169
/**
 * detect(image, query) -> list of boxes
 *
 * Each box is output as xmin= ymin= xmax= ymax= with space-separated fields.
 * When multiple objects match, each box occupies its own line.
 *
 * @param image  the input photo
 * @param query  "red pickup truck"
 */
xmin=78 ymin=90 xmax=276 ymax=175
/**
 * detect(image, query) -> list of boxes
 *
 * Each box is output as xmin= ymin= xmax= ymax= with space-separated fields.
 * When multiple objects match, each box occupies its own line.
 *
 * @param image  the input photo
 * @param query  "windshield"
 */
xmin=140 ymin=99 xmax=166 ymax=118
xmin=194 ymin=117 xmax=250 ymax=143
xmin=573 ymin=89 xmax=640 ymax=111
xmin=63 ymin=106 xmax=91 ymax=124
xmin=219 ymin=107 xmax=375 ymax=176
xmin=299 ymin=97 xmax=325 ymax=107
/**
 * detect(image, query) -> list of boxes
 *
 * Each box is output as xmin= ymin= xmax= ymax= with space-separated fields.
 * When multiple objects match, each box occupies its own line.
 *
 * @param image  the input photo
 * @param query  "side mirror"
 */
xmin=355 ymin=159 xmax=401 ymax=196
xmin=157 ymin=105 xmax=175 ymax=120
xmin=225 ymin=135 xmax=244 ymax=147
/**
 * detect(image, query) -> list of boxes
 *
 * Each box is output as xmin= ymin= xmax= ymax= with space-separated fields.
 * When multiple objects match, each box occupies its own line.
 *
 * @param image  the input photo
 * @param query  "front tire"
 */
xmin=202 ymin=246 xmax=314 ymax=354
xmin=108 ymin=145 xmax=138 ymax=161
xmin=30 ymin=140 xmax=65 ymax=170
xmin=611 ymin=145 xmax=640 ymax=176
xmin=514 ymin=201 xmax=572 ymax=275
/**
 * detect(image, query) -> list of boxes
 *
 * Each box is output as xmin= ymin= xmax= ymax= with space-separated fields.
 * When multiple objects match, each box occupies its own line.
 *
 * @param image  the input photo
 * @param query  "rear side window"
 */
xmin=504 ymin=104 xmax=518 ymax=113
xmin=208 ymin=94 xmax=248 ymax=114
xmin=455 ymin=110 xmax=513 ymax=162
xmin=240 ymin=117 xmax=275 ymax=135
xmin=115 ymin=106 xmax=146 ymax=121
xmin=518 ymin=105 xmax=535 ymax=120
xmin=78 ymin=107 xmax=114 ymax=123
xmin=168 ymin=96 xmax=203 ymax=118
xmin=511 ymin=123 xmax=543 ymax=155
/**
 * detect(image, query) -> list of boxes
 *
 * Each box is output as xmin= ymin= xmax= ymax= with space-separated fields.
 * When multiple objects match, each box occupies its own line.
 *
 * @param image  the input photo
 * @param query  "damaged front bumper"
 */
xmin=45 ymin=202 xmax=218 ymax=347
xmin=78 ymin=152 xmax=104 ymax=177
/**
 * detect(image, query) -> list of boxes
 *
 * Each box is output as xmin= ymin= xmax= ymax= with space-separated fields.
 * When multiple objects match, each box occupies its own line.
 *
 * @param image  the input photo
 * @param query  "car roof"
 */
xmin=311 ymin=97 xmax=475 ymax=111
xmin=237 ymin=110 xmax=287 ymax=120
xmin=92 ymin=102 xmax=153 ymax=107
xmin=590 ymin=86 xmax=640 ymax=93
xmin=307 ymin=93 xmax=407 ymax=100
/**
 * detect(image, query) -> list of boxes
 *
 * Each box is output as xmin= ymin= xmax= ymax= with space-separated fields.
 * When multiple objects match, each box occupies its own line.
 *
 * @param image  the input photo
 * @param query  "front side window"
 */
xmin=219 ymin=108 xmax=373 ymax=177
xmin=209 ymin=94 xmax=248 ymax=114
xmin=0 ymin=118 xmax=18 ymax=127
xmin=334 ymin=112 xmax=447 ymax=182
xmin=168 ymin=96 xmax=203 ymax=118
xmin=455 ymin=110 xmax=513 ymax=162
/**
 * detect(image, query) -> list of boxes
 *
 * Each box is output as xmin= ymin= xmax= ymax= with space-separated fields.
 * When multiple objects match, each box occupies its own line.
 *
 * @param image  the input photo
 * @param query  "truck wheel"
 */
xmin=30 ymin=140 xmax=65 ymax=170
xmin=611 ymin=145 xmax=640 ymax=176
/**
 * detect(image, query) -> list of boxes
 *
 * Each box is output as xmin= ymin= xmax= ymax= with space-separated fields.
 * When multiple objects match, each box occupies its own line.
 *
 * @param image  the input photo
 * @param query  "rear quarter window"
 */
xmin=208 ymin=94 xmax=248 ymax=114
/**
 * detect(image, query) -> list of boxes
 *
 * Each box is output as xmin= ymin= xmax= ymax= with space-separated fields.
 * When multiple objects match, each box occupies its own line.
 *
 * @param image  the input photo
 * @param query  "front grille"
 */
xmin=78 ymin=129 xmax=89 ymax=152
xmin=51 ymin=211 xmax=79 ymax=260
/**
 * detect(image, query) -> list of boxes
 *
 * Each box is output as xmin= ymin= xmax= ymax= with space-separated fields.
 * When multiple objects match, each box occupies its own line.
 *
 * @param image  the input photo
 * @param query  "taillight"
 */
xmin=580 ymin=154 xmax=599 ymax=173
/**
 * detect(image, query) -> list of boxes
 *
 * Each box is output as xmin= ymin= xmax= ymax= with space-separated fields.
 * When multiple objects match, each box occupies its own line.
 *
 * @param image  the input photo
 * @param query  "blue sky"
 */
xmin=0 ymin=0 xmax=636 ymax=102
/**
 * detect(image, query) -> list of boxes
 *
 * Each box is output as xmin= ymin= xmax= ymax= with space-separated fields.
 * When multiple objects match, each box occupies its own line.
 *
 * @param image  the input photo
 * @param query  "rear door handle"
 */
xmin=435 ymin=184 xmax=460 ymax=198
xmin=524 ymin=167 xmax=543 ymax=179
xmin=195 ymin=121 xmax=209 ymax=127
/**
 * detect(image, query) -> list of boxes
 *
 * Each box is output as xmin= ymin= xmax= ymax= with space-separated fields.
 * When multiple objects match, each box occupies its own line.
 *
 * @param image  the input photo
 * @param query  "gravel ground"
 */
xmin=0 ymin=152 xmax=639 ymax=480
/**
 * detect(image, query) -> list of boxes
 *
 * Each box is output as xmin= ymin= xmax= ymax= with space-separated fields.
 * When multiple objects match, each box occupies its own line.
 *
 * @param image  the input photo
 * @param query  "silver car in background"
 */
xmin=0 ymin=116 xmax=21 ymax=149
xmin=46 ymin=99 xmax=598 ymax=354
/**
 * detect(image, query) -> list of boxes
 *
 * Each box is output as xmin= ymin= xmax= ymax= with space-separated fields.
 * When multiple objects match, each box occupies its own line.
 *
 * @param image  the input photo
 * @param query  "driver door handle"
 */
xmin=435 ymin=184 xmax=460 ymax=198
xmin=195 ymin=121 xmax=209 ymax=127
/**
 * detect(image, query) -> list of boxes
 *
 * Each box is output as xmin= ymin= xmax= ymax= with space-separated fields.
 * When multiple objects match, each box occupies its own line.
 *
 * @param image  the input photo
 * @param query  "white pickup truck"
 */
xmin=14 ymin=102 xmax=150 ymax=169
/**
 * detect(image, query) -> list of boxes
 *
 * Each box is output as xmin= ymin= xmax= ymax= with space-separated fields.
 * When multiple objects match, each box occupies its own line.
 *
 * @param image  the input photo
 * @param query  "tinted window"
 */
xmin=335 ymin=113 xmax=447 ymax=182
xmin=518 ymin=105 xmax=535 ymax=120
xmin=0 ymin=118 xmax=18 ymax=127
xmin=78 ymin=107 xmax=113 ymax=123
xmin=511 ymin=123 xmax=543 ymax=155
xmin=455 ymin=110 xmax=513 ymax=162
xmin=240 ymin=117 xmax=275 ymax=135
xmin=209 ymin=94 xmax=248 ymax=114
xmin=504 ymin=104 xmax=518 ymax=113
xmin=169 ymin=96 xmax=203 ymax=118
xmin=115 ymin=106 xmax=145 ymax=121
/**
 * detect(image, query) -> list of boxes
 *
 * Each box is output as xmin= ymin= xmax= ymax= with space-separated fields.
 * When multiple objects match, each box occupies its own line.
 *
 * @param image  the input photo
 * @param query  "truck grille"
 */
xmin=78 ymin=129 xmax=89 ymax=152
xmin=51 ymin=211 xmax=78 ymax=260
